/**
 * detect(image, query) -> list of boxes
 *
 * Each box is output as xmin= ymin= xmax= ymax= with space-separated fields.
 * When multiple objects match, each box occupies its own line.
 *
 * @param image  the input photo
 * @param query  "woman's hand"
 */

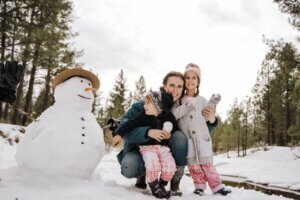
xmin=148 ymin=129 xmax=171 ymax=142
xmin=202 ymin=107 xmax=216 ymax=123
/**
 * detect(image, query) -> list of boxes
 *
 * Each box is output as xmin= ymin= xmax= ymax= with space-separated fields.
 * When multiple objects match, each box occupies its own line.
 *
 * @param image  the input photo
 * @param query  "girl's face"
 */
xmin=144 ymin=98 xmax=159 ymax=116
xmin=184 ymin=71 xmax=199 ymax=91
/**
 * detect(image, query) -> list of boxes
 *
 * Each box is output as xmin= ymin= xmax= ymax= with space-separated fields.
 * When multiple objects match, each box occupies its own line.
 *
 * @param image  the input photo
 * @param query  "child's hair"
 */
xmin=144 ymin=95 xmax=158 ymax=114
xmin=145 ymin=95 xmax=154 ymax=106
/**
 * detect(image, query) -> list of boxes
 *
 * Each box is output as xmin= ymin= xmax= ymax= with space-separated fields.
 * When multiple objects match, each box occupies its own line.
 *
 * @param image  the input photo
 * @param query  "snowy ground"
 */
xmin=0 ymin=123 xmax=299 ymax=200
xmin=214 ymin=147 xmax=300 ymax=191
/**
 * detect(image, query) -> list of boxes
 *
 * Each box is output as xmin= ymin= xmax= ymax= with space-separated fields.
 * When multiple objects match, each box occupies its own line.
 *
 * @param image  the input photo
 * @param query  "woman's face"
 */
xmin=163 ymin=76 xmax=184 ymax=102
xmin=184 ymin=71 xmax=199 ymax=91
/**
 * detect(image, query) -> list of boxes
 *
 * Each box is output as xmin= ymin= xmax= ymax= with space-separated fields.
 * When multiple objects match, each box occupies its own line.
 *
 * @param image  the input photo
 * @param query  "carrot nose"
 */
xmin=85 ymin=88 xmax=97 ymax=92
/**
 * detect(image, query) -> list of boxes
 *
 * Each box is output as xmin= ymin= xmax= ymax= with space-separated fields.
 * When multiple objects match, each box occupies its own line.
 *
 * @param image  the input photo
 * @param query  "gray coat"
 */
xmin=172 ymin=96 xmax=213 ymax=165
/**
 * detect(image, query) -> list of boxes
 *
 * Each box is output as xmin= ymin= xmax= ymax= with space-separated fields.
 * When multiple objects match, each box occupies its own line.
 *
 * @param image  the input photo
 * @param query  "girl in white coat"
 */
xmin=172 ymin=63 xmax=231 ymax=196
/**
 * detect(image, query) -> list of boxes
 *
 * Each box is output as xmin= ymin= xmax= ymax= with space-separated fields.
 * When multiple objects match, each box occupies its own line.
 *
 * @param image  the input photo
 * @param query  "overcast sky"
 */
xmin=71 ymin=0 xmax=299 ymax=119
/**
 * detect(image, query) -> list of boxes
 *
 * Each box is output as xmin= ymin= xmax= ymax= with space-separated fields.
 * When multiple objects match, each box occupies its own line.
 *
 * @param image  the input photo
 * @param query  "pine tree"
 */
xmin=288 ymin=70 xmax=300 ymax=143
xmin=252 ymin=39 xmax=299 ymax=146
xmin=106 ymin=69 xmax=127 ymax=119
xmin=32 ymin=89 xmax=54 ymax=119
xmin=125 ymin=75 xmax=147 ymax=109
xmin=274 ymin=0 xmax=300 ymax=30
xmin=254 ymin=47 xmax=276 ymax=145
xmin=125 ymin=91 xmax=134 ymax=110
xmin=227 ymin=99 xmax=243 ymax=156
xmin=241 ymin=97 xmax=251 ymax=156
xmin=266 ymin=40 xmax=299 ymax=145
xmin=219 ymin=122 xmax=235 ymax=158
xmin=21 ymin=0 xmax=77 ymax=125
xmin=133 ymin=75 xmax=147 ymax=102
xmin=211 ymin=119 xmax=224 ymax=152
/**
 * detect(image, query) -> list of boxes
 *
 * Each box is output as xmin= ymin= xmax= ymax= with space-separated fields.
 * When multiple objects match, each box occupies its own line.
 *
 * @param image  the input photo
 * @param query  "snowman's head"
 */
xmin=54 ymin=76 xmax=95 ymax=111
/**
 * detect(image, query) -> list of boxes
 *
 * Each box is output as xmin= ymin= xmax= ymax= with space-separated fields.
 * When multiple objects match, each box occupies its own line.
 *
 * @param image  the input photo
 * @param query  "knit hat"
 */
xmin=184 ymin=63 xmax=201 ymax=80
xmin=147 ymin=90 xmax=173 ymax=114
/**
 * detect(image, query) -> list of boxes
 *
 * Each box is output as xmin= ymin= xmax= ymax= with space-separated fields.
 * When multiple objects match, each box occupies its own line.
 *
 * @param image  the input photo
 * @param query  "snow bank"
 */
xmin=214 ymin=146 xmax=300 ymax=190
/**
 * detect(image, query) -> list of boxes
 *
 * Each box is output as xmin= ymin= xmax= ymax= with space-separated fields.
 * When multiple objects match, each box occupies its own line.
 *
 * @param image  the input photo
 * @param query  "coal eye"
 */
xmin=80 ymin=80 xmax=83 ymax=83
xmin=88 ymin=83 xmax=91 ymax=86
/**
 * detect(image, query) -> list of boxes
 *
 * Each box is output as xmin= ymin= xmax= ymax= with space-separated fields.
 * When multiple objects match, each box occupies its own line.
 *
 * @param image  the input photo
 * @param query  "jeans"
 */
xmin=120 ymin=130 xmax=187 ymax=178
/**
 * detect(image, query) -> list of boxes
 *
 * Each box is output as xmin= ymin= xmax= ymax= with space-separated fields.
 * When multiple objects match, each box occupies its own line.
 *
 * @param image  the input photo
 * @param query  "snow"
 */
xmin=214 ymin=147 xmax=300 ymax=190
xmin=0 ymin=123 xmax=24 ymax=169
xmin=15 ymin=77 xmax=105 ymax=178
xmin=1 ymin=123 xmax=297 ymax=199
xmin=0 ymin=123 xmax=25 ymax=144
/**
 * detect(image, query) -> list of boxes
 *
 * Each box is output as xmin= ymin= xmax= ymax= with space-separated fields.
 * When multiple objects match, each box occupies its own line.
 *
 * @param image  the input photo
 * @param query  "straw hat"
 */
xmin=52 ymin=67 xmax=100 ymax=90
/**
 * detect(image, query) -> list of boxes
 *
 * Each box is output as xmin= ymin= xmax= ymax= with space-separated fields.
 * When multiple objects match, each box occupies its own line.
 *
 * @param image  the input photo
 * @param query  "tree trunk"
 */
xmin=22 ymin=44 xmax=40 ymax=125
xmin=245 ymin=125 xmax=248 ymax=156
xmin=43 ymin=65 xmax=52 ymax=110
xmin=12 ymin=5 xmax=36 ymax=124
xmin=3 ymin=103 xmax=9 ymax=122
xmin=237 ymin=127 xmax=240 ymax=157
xmin=278 ymin=117 xmax=285 ymax=146
xmin=10 ymin=22 xmax=16 ymax=61
xmin=267 ymin=112 xmax=271 ymax=145
xmin=227 ymin=145 xmax=230 ymax=158
xmin=285 ymin=80 xmax=291 ymax=145
xmin=3 ymin=24 xmax=17 ymax=123
xmin=271 ymin=115 xmax=276 ymax=145
xmin=0 ymin=0 xmax=7 ymax=119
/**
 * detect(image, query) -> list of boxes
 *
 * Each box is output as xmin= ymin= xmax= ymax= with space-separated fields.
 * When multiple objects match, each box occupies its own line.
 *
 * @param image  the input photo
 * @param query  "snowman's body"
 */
xmin=16 ymin=77 xmax=104 ymax=178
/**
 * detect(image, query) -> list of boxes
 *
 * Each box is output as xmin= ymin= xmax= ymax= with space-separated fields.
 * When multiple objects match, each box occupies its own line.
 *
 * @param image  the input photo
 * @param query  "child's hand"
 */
xmin=113 ymin=135 xmax=122 ymax=146
xmin=148 ymin=129 xmax=169 ymax=142
xmin=202 ymin=107 xmax=216 ymax=123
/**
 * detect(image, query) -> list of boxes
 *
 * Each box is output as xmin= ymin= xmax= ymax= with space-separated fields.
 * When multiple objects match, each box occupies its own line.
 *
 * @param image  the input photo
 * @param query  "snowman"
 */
xmin=15 ymin=67 xmax=105 ymax=178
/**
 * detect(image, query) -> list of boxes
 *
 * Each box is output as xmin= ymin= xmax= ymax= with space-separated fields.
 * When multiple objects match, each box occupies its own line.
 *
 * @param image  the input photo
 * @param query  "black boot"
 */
xmin=193 ymin=188 xmax=204 ymax=196
xmin=159 ymin=179 xmax=168 ymax=193
xmin=215 ymin=187 xmax=232 ymax=196
xmin=170 ymin=166 xmax=184 ymax=196
xmin=135 ymin=174 xmax=147 ymax=189
xmin=148 ymin=179 xmax=171 ymax=199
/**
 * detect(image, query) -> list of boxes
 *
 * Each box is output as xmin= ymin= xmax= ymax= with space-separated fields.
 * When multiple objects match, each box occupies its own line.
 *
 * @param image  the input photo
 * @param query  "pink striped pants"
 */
xmin=139 ymin=145 xmax=176 ymax=183
xmin=188 ymin=164 xmax=224 ymax=193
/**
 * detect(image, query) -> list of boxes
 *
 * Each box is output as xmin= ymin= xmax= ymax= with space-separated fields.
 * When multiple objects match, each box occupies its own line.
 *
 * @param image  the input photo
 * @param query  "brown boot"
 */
xmin=170 ymin=166 xmax=184 ymax=196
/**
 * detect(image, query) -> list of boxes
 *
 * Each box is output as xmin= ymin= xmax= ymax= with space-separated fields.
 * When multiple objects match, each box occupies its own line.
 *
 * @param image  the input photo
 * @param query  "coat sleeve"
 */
xmin=116 ymin=112 xmax=146 ymax=137
xmin=119 ymin=101 xmax=152 ymax=144
xmin=172 ymin=105 xmax=187 ymax=120
xmin=172 ymin=103 xmax=192 ymax=120
xmin=207 ymin=116 xmax=219 ymax=134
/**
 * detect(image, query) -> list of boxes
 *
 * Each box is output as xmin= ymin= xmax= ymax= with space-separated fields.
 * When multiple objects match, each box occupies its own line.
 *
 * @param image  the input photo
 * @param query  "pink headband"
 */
xmin=184 ymin=63 xmax=201 ymax=79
